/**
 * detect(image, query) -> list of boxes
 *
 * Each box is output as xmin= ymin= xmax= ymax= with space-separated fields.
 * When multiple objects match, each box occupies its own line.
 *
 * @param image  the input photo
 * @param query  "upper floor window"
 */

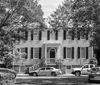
xmin=55 ymin=30 xmax=58 ymax=40
xmin=47 ymin=30 xmax=50 ymax=40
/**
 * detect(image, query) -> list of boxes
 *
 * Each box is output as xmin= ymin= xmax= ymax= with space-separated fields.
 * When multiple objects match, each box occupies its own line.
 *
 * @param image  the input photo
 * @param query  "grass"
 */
xmin=15 ymin=77 xmax=88 ymax=85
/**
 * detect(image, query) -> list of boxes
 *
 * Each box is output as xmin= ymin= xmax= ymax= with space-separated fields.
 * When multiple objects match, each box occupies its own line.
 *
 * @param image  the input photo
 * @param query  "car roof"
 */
xmin=41 ymin=67 xmax=55 ymax=68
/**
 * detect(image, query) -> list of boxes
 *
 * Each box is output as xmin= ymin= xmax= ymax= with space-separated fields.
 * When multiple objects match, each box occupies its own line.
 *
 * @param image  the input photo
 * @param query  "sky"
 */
xmin=39 ymin=0 xmax=64 ymax=18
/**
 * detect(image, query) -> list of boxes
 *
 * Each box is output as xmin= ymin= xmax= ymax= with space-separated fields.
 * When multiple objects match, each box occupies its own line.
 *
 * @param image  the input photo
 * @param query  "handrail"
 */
xmin=29 ymin=62 xmax=40 ymax=72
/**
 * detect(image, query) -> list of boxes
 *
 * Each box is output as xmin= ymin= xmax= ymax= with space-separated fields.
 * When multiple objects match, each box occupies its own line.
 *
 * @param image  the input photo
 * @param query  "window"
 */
xmin=34 ymin=48 xmax=39 ymax=59
xmin=46 ymin=67 xmax=50 ymax=70
xmin=47 ymin=30 xmax=50 ymax=40
xmin=66 ymin=66 xmax=71 ymax=69
xmin=40 ymin=68 xmax=45 ymax=70
xmin=63 ymin=30 xmax=66 ymax=40
xmin=21 ymin=48 xmax=25 ymax=53
xmin=80 ymin=47 xmax=86 ymax=58
xmin=66 ymin=30 xmax=71 ymax=39
xmin=21 ymin=47 xmax=28 ymax=59
xmin=81 ymin=35 xmax=86 ymax=39
xmin=55 ymin=30 xmax=58 ymax=40
xmin=39 ymin=31 xmax=42 ymax=40
xmin=31 ymin=31 xmax=34 ymax=40
xmin=30 ymin=47 xmax=33 ymax=59
xmin=67 ymin=48 xmax=72 ymax=58
xmin=83 ymin=65 xmax=88 ymax=68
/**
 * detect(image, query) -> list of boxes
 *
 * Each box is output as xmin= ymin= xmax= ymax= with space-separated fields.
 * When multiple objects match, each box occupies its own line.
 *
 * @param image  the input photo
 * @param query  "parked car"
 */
xmin=29 ymin=67 xmax=62 ymax=76
xmin=88 ymin=67 xmax=100 ymax=83
xmin=71 ymin=64 xmax=95 ymax=76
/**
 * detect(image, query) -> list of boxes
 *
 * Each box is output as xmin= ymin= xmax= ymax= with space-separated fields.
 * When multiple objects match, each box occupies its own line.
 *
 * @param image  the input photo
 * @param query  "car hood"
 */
xmin=72 ymin=68 xmax=82 ymax=71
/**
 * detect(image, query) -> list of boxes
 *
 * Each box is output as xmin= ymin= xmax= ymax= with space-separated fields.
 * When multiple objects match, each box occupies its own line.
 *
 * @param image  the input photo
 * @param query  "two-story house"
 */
xmin=13 ymin=29 xmax=93 ymax=73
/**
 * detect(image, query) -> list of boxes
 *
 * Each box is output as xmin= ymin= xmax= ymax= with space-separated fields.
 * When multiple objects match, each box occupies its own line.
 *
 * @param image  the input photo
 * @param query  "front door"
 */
xmin=49 ymin=48 xmax=56 ymax=63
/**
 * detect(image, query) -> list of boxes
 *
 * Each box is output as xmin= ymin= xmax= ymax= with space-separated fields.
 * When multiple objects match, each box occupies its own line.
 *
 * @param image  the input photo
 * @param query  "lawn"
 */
xmin=15 ymin=77 xmax=88 ymax=85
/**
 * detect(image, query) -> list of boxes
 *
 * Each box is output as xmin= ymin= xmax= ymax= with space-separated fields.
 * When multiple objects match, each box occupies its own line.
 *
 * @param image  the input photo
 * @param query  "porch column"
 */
xmin=45 ymin=46 xmax=47 ymax=64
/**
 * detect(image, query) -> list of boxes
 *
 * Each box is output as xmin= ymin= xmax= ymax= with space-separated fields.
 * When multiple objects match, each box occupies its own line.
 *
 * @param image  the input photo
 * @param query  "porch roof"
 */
xmin=43 ymin=43 xmax=60 ymax=47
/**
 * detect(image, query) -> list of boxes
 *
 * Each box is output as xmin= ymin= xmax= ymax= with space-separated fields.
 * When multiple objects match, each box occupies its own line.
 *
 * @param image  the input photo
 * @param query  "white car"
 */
xmin=29 ymin=67 xmax=62 ymax=76
xmin=71 ymin=64 xmax=95 ymax=76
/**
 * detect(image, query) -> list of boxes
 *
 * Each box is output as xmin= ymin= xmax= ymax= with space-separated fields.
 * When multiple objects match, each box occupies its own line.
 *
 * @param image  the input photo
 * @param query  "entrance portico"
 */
xmin=43 ymin=43 xmax=60 ymax=65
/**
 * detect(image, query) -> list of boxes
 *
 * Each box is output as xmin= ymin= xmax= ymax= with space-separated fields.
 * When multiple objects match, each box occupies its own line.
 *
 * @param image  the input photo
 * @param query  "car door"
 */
xmin=38 ymin=67 xmax=45 ymax=76
xmin=81 ymin=65 xmax=89 ymax=75
xmin=45 ymin=67 xmax=52 ymax=76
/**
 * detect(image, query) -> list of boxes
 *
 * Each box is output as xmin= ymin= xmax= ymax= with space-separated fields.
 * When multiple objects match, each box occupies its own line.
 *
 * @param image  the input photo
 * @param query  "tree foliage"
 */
xmin=48 ymin=0 xmax=73 ymax=31
xmin=0 ymin=0 xmax=45 ymax=68
xmin=49 ymin=0 xmax=100 ymax=65
xmin=71 ymin=0 xmax=100 ymax=47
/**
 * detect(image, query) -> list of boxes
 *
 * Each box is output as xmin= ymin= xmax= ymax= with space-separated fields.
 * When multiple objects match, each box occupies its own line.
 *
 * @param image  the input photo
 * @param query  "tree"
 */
xmin=0 ymin=0 xmax=45 ymax=68
xmin=49 ymin=0 xmax=100 ymax=65
xmin=89 ymin=57 xmax=97 ymax=65
xmin=70 ymin=0 xmax=100 ymax=65
xmin=48 ymin=0 xmax=75 ymax=36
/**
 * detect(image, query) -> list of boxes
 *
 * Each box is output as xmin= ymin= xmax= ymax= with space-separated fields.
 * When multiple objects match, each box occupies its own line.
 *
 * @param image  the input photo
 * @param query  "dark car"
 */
xmin=88 ymin=67 xmax=100 ymax=83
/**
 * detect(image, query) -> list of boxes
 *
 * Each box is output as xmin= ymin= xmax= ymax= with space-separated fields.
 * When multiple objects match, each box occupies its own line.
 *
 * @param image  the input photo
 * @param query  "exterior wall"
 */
xmin=13 ymin=30 xmax=93 ymax=73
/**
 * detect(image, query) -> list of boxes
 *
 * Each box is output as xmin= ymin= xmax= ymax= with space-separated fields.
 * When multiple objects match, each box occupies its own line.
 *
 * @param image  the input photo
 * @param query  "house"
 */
xmin=13 ymin=29 xmax=93 ymax=73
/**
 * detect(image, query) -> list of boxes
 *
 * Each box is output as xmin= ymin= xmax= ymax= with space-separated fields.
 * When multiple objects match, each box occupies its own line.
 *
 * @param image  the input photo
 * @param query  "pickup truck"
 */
xmin=71 ymin=64 xmax=95 ymax=76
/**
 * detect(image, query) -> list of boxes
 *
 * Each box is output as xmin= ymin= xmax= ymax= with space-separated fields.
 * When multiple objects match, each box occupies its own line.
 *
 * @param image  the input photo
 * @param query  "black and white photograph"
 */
xmin=0 ymin=0 xmax=100 ymax=85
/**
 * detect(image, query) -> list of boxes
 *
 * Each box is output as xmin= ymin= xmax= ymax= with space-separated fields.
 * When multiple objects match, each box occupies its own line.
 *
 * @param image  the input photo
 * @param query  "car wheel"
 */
xmin=32 ymin=73 xmax=37 ymax=76
xmin=51 ymin=72 xmax=56 ymax=76
xmin=75 ymin=72 xmax=80 ymax=77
